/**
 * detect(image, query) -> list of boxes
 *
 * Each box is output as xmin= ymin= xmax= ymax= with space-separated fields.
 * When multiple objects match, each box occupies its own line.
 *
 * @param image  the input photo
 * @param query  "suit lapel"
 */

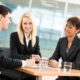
xmin=67 ymin=36 xmax=79 ymax=58
xmin=24 ymin=37 xmax=32 ymax=50
xmin=67 ymin=45 xmax=76 ymax=58
xmin=28 ymin=40 xmax=32 ymax=48
xmin=61 ymin=37 xmax=68 ymax=60
xmin=24 ymin=35 xmax=31 ymax=46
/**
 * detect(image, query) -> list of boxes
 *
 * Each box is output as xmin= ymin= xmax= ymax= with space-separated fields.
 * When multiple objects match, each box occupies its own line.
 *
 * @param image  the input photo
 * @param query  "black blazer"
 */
xmin=0 ymin=48 xmax=22 ymax=80
xmin=50 ymin=36 xmax=80 ymax=80
xmin=6 ymin=32 xmax=41 ymax=80
xmin=10 ymin=32 xmax=41 ymax=60
xmin=50 ymin=36 xmax=80 ymax=69
xmin=0 ymin=49 xmax=22 ymax=69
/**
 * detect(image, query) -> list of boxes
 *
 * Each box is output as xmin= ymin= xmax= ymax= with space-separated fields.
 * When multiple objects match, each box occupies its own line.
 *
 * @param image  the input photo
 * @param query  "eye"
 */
xmin=68 ymin=26 xmax=72 ymax=29
xmin=23 ymin=22 xmax=32 ymax=25
xmin=24 ymin=22 xmax=27 ymax=25
xmin=66 ymin=24 xmax=67 ymax=27
xmin=9 ymin=17 xmax=12 ymax=23
xmin=29 ymin=22 xmax=32 ymax=25
xmin=65 ymin=24 xmax=72 ymax=29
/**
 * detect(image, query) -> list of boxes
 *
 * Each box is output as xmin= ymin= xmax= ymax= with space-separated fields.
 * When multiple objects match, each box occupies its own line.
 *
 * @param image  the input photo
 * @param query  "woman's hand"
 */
xmin=31 ymin=54 xmax=41 ymax=61
xmin=48 ymin=59 xmax=59 ymax=68
xmin=23 ymin=59 xmax=35 ymax=67
xmin=31 ymin=54 xmax=41 ymax=64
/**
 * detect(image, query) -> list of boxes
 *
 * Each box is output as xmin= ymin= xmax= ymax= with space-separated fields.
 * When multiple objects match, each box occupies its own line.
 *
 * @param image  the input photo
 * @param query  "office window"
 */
xmin=1 ymin=0 xmax=80 ymax=57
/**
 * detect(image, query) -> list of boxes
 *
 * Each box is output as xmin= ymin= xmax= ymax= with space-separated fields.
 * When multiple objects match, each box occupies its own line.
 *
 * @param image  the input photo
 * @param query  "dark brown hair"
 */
xmin=0 ymin=5 xmax=12 ymax=17
xmin=67 ymin=17 xmax=80 ymax=30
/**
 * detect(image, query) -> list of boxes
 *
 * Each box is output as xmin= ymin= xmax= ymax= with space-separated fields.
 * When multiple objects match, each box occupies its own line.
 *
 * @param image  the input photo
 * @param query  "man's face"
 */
xmin=0 ymin=13 xmax=11 ymax=30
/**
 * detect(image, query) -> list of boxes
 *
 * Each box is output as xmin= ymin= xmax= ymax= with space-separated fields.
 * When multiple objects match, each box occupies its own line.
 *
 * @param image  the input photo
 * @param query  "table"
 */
xmin=17 ymin=67 xmax=80 ymax=80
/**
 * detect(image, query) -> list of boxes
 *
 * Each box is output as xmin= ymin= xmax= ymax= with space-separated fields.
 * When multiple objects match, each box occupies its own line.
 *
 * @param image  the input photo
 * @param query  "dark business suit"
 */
xmin=10 ymin=32 xmax=41 ymax=60
xmin=3 ymin=32 xmax=41 ymax=80
xmin=50 ymin=36 xmax=80 ymax=80
xmin=0 ymin=55 xmax=22 ymax=69
xmin=0 ymin=48 xmax=22 ymax=80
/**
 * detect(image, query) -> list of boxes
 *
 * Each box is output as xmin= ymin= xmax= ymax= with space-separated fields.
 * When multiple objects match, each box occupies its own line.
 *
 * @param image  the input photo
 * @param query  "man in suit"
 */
xmin=0 ymin=5 xmax=35 ymax=80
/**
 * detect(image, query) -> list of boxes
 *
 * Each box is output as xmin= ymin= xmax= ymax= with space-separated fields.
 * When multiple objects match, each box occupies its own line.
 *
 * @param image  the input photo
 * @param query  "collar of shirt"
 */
xmin=26 ymin=37 xmax=30 ymax=47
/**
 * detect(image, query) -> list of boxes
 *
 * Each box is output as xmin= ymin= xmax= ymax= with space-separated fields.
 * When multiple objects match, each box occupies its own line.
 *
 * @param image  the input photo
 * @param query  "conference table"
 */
xmin=17 ymin=66 xmax=80 ymax=80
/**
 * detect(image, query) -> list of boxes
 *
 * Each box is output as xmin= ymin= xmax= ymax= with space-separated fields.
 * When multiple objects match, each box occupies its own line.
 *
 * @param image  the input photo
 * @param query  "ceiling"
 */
xmin=0 ymin=0 xmax=65 ymax=10
xmin=0 ymin=0 xmax=29 ymax=6
xmin=1 ymin=0 xmax=80 ymax=16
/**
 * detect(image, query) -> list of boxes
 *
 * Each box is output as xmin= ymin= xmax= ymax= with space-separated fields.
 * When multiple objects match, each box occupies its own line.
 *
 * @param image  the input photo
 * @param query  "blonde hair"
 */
xmin=17 ymin=12 xmax=36 ymax=47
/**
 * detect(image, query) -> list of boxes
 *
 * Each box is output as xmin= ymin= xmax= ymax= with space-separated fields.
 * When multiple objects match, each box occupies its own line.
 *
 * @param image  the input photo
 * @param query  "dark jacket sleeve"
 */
xmin=49 ymin=38 xmax=61 ymax=61
xmin=0 ymin=55 xmax=22 ymax=69
xmin=33 ymin=36 xmax=41 ymax=57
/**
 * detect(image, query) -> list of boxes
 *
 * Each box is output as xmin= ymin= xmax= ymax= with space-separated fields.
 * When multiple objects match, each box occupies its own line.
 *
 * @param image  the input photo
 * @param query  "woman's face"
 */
xmin=64 ymin=22 xmax=79 ymax=37
xmin=22 ymin=16 xmax=33 ymax=35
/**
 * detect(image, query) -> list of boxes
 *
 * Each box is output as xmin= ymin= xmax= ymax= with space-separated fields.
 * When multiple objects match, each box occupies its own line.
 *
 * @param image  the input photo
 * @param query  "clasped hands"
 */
xmin=23 ymin=55 xmax=59 ymax=68
xmin=22 ymin=54 xmax=41 ymax=67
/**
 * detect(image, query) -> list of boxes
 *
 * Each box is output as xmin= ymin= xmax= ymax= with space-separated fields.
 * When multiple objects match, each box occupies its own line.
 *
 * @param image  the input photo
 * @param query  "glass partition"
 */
xmin=0 ymin=0 xmax=80 ymax=57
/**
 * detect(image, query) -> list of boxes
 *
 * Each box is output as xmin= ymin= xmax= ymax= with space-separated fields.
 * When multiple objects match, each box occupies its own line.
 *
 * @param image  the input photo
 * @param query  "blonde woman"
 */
xmin=10 ymin=12 xmax=41 ymax=80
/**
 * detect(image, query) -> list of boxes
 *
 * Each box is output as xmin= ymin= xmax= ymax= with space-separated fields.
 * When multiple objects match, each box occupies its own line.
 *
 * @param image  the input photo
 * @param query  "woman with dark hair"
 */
xmin=49 ymin=17 xmax=80 ymax=80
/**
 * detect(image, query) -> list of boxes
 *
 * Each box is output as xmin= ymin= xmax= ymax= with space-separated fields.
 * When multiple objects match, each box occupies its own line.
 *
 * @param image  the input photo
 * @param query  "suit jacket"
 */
xmin=2 ymin=32 xmax=41 ymax=80
xmin=50 ymin=36 xmax=80 ymax=69
xmin=50 ymin=36 xmax=80 ymax=80
xmin=0 ymin=48 xmax=22 ymax=80
xmin=0 ymin=49 xmax=22 ymax=69
xmin=10 ymin=32 xmax=41 ymax=60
